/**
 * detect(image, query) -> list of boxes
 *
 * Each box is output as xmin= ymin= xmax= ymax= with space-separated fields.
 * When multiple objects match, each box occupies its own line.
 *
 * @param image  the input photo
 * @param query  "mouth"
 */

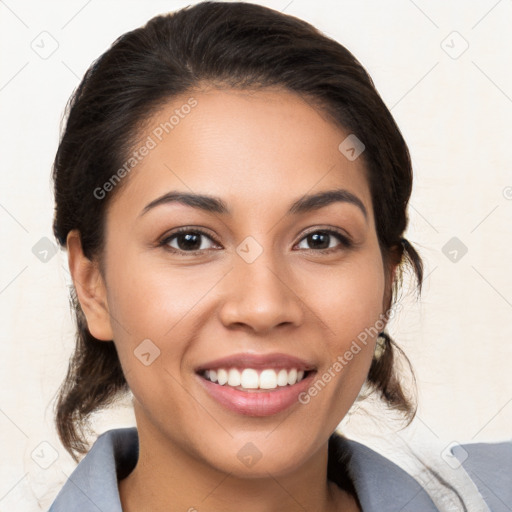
xmin=195 ymin=367 xmax=318 ymax=417
xmin=196 ymin=367 xmax=315 ymax=392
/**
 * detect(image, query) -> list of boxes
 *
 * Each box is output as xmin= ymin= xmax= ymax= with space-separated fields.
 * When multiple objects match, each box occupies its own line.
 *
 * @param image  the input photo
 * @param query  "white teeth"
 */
xmin=287 ymin=368 xmax=297 ymax=385
xmin=259 ymin=369 xmax=277 ymax=389
xmin=217 ymin=368 xmax=228 ymax=385
xmin=276 ymin=369 xmax=288 ymax=387
xmin=241 ymin=369 xmax=259 ymax=389
xmin=228 ymin=368 xmax=241 ymax=387
xmin=202 ymin=367 xmax=308 ymax=390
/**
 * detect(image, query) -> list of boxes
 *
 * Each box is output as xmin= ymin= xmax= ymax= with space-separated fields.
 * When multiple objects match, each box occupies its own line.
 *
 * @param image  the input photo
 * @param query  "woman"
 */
xmin=47 ymin=2 xmax=509 ymax=511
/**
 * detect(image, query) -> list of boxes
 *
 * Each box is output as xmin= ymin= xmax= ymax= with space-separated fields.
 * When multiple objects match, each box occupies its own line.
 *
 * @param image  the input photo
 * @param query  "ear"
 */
xmin=66 ymin=229 xmax=114 ymax=341
xmin=381 ymin=246 xmax=401 ymax=322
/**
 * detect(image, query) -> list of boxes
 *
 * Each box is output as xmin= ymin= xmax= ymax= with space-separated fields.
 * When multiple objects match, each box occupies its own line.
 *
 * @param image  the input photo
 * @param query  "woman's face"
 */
xmin=80 ymin=87 xmax=394 ymax=476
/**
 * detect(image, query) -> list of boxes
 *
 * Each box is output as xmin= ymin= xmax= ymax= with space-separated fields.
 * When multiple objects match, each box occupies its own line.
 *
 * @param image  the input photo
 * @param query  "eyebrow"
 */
xmin=139 ymin=188 xmax=368 ymax=221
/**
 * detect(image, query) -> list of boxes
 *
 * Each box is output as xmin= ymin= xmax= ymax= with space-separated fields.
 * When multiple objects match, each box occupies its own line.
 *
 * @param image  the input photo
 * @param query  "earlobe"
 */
xmin=66 ymin=229 xmax=114 ymax=341
xmin=382 ymin=259 xmax=399 ymax=320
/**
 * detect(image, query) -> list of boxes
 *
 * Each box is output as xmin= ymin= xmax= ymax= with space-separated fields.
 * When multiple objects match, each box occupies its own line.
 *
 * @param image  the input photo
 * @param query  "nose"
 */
xmin=218 ymin=248 xmax=304 ymax=334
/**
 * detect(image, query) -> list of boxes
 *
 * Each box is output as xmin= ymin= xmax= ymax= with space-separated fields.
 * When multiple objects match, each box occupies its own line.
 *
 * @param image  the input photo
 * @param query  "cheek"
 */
xmin=306 ymin=249 xmax=386 ymax=345
xmin=106 ymin=250 xmax=217 ymax=338
xmin=103 ymin=253 xmax=223 ymax=395
xmin=308 ymin=250 xmax=385 ymax=396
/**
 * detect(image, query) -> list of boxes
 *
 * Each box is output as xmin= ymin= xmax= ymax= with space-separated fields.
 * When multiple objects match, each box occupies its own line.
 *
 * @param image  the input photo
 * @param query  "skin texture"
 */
xmin=67 ymin=88 xmax=397 ymax=512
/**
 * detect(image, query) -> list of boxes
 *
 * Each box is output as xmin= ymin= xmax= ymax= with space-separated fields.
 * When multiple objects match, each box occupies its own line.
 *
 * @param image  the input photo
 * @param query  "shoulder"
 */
xmin=47 ymin=427 xmax=138 ymax=512
xmin=457 ymin=439 xmax=512 ymax=511
xmin=329 ymin=432 xmax=439 ymax=511
xmin=329 ymin=432 xmax=512 ymax=511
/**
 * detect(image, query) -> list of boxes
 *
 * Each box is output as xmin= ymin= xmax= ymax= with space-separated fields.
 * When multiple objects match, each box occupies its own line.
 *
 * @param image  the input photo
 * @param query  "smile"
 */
xmin=200 ymin=367 xmax=308 ymax=391
xmin=196 ymin=368 xmax=317 ymax=417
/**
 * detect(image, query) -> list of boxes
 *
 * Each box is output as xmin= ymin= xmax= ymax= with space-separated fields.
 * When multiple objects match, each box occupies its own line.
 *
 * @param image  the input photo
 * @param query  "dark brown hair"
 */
xmin=52 ymin=1 xmax=423 ymax=462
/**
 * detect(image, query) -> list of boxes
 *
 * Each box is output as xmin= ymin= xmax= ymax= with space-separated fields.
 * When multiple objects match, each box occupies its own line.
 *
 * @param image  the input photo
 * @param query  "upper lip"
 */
xmin=195 ymin=352 xmax=317 ymax=373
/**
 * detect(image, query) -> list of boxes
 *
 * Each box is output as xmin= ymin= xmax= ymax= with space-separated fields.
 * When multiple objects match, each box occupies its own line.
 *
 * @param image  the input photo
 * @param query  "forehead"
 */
xmin=107 ymin=87 xmax=373 ymax=225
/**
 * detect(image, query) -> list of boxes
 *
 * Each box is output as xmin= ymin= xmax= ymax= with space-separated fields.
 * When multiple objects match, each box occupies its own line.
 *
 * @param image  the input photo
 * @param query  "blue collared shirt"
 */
xmin=47 ymin=427 xmax=511 ymax=511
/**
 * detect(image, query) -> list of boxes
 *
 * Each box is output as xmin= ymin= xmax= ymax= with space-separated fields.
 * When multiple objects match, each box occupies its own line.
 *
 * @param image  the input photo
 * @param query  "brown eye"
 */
xmin=160 ymin=228 xmax=219 ymax=255
xmin=296 ymin=229 xmax=352 ymax=253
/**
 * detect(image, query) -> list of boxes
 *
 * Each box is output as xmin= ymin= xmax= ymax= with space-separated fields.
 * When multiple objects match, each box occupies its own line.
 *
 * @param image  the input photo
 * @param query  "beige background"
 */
xmin=0 ymin=0 xmax=511 ymax=509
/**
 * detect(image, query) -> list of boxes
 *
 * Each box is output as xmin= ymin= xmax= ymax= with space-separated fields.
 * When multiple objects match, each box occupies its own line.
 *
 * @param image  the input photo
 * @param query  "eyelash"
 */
xmin=158 ymin=226 xmax=353 ymax=256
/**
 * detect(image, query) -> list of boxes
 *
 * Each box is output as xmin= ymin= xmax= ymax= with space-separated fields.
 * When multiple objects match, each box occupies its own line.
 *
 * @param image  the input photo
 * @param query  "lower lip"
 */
xmin=196 ymin=371 xmax=316 ymax=417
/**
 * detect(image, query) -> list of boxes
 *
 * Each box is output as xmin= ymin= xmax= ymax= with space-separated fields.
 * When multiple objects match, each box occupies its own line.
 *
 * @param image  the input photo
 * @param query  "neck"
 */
xmin=119 ymin=413 xmax=358 ymax=512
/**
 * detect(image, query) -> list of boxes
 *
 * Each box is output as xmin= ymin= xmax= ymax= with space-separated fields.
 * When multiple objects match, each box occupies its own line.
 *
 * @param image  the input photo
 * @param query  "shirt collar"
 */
xmin=49 ymin=427 xmax=437 ymax=512
xmin=329 ymin=431 xmax=437 ymax=511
